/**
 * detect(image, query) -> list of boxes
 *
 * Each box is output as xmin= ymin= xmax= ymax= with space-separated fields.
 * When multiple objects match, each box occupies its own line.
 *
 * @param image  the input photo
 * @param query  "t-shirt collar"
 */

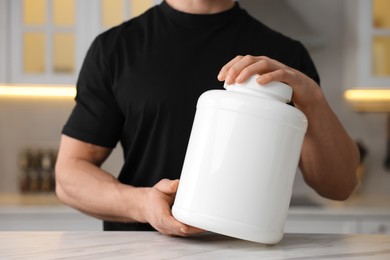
xmin=159 ymin=0 xmax=242 ymax=25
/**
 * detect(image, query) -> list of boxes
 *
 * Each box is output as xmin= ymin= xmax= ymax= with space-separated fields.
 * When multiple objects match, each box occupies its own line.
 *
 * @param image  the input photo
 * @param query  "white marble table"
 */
xmin=1 ymin=232 xmax=390 ymax=259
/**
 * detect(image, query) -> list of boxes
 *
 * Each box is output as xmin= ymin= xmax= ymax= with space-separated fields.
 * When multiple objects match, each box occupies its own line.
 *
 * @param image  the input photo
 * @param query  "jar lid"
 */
xmin=224 ymin=75 xmax=292 ymax=103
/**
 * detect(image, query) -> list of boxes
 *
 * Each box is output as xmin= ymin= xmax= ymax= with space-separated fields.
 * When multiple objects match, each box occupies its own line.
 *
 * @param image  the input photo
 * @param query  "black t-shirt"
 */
xmin=62 ymin=1 xmax=320 ymax=231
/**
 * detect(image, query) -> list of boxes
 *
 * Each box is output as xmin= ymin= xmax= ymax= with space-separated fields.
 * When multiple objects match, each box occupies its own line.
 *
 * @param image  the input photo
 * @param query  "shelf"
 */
xmin=0 ymin=193 xmax=62 ymax=206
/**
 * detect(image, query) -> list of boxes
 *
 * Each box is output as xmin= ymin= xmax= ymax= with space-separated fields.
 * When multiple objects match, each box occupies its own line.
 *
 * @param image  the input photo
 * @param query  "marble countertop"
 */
xmin=1 ymin=231 xmax=390 ymax=259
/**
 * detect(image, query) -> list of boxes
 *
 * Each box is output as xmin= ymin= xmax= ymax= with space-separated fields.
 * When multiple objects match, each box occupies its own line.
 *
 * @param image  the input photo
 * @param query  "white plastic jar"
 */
xmin=172 ymin=75 xmax=308 ymax=244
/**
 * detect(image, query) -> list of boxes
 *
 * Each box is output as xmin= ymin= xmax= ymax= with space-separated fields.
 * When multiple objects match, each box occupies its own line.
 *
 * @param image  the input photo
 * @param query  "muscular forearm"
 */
xmin=298 ymin=90 xmax=359 ymax=200
xmin=218 ymin=55 xmax=359 ymax=200
xmin=55 ymin=135 xmax=202 ymax=236
xmin=55 ymin=158 xmax=147 ymax=223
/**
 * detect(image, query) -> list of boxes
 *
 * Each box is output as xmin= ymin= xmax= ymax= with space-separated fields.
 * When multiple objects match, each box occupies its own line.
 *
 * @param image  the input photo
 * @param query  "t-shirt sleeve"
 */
xmin=62 ymin=36 xmax=124 ymax=148
xmin=294 ymin=41 xmax=320 ymax=86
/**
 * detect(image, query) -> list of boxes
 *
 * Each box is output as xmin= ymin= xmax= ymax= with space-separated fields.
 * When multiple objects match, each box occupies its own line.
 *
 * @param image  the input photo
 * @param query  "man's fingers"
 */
xmin=218 ymin=55 xmax=290 ymax=85
xmin=153 ymin=210 xmax=199 ymax=237
xmin=159 ymin=217 xmax=205 ymax=237
xmin=180 ymin=225 xmax=205 ymax=235
xmin=217 ymin=55 xmax=243 ymax=81
xmin=148 ymin=179 xmax=206 ymax=237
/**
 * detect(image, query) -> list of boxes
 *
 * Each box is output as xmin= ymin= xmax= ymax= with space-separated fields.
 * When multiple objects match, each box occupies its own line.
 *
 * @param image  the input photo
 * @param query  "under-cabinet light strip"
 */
xmin=2 ymin=86 xmax=390 ymax=101
xmin=344 ymin=89 xmax=390 ymax=102
xmin=0 ymin=85 xmax=76 ymax=98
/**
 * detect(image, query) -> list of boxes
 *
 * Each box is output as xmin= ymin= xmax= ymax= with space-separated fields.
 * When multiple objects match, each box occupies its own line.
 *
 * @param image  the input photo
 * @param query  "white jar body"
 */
xmin=172 ymin=88 xmax=307 ymax=244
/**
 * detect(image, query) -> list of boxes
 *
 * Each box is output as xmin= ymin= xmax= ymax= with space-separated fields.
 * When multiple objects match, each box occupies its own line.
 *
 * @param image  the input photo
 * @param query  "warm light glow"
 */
xmin=0 ymin=84 xmax=76 ymax=98
xmin=344 ymin=89 xmax=390 ymax=101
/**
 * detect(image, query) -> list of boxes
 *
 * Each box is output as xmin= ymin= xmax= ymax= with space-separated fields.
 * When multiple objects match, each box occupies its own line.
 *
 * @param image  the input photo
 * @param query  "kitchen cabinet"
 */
xmin=2 ymin=193 xmax=390 ymax=233
xmin=345 ymin=0 xmax=390 ymax=88
xmin=3 ymin=0 xmax=160 ymax=84
xmin=2 ymin=202 xmax=390 ymax=234
xmin=285 ymin=216 xmax=359 ymax=234
xmin=343 ymin=0 xmax=390 ymax=111
xmin=0 ymin=1 xmax=8 ymax=83
xmin=285 ymin=207 xmax=390 ymax=235
xmin=360 ymin=219 xmax=390 ymax=234
xmin=0 ymin=194 xmax=101 ymax=231
xmin=0 ymin=206 xmax=101 ymax=231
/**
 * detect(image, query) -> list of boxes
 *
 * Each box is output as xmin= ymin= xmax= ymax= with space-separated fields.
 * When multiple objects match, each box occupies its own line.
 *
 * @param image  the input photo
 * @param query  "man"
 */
xmin=55 ymin=0 xmax=359 ymax=236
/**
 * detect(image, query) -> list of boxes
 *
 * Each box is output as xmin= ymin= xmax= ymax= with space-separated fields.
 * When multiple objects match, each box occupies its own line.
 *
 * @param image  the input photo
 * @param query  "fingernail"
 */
xmin=236 ymin=75 xmax=243 ymax=83
xmin=171 ymin=180 xmax=179 ymax=190
xmin=226 ymin=75 xmax=231 ymax=84
xmin=257 ymin=75 xmax=265 ymax=84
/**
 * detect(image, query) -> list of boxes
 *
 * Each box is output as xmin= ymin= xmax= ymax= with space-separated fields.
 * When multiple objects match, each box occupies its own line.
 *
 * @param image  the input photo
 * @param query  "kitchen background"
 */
xmin=0 ymin=0 xmax=389 ymax=232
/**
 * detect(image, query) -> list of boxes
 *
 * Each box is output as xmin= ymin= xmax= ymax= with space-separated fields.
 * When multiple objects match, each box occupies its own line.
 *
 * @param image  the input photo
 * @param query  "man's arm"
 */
xmin=218 ymin=55 xmax=360 ymax=200
xmin=55 ymin=135 xmax=203 ymax=235
xmin=297 ymin=90 xmax=359 ymax=200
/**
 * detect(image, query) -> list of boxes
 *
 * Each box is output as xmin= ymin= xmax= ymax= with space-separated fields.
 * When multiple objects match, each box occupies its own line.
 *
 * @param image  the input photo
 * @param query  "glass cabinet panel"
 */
xmin=53 ymin=0 xmax=75 ymax=26
xmin=23 ymin=0 xmax=46 ymax=25
xmin=53 ymin=33 xmax=75 ymax=73
xmin=23 ymin=32 xmax=45 ymax=73
xmin=372 ymin=0 xmax=390 ymax=77
xmin=372 ymin=36 xmax=390 ymax=76
xmin=373 ymin=0 xmax=390 ymax=29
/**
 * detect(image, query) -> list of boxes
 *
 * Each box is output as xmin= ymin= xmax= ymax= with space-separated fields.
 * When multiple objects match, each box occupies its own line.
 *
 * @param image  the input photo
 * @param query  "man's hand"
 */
xmin=217 ymin=55 xmax=320 ymax=111
xmin=141 ymin=179 xmax=204 ymax=236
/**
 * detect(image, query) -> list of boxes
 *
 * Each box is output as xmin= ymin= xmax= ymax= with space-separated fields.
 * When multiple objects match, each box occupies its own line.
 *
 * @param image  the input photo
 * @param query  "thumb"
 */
xmin=154 ymin=179 xmax=179 ymax=195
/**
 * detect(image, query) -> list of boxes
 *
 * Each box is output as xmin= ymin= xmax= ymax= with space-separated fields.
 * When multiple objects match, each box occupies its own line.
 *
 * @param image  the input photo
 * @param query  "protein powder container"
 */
xmin=172 ymin=75 xmax=308 ymax=244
